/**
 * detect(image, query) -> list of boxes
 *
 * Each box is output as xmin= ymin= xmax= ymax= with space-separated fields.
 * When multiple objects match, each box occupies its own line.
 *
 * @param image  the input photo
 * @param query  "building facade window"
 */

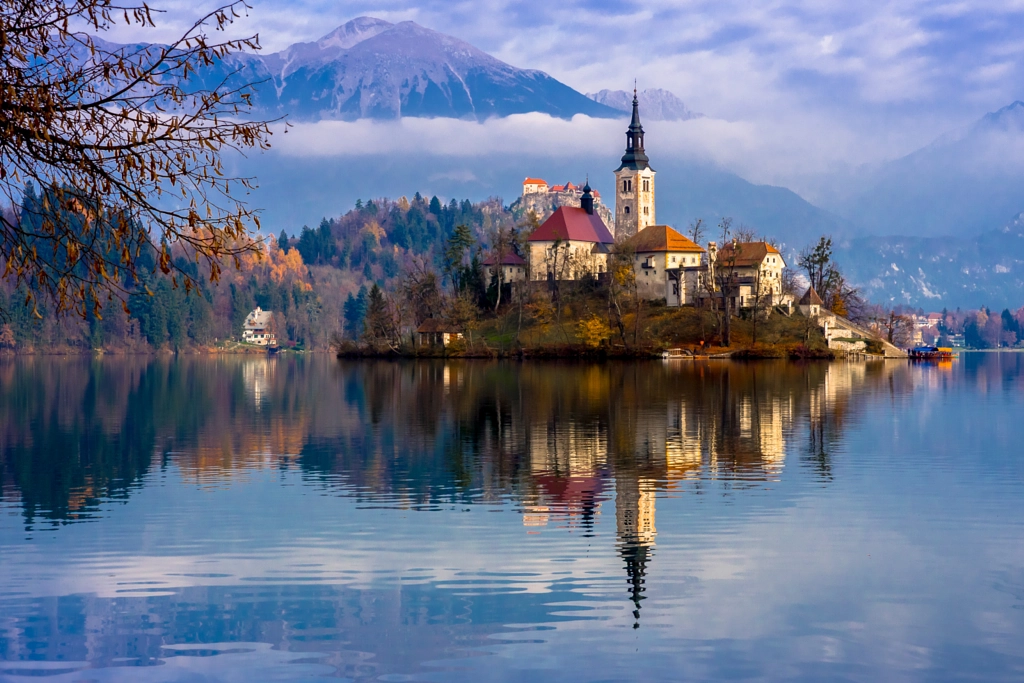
xmin=624 ymin=206 xmax=630 ymax=214
xmin=643 ymin=179 xmax=649 ymax=192
xmin=623 ymin=179 xmax=632 ymax=192
xmin=643 ymin=206 xmax=649 ymax=215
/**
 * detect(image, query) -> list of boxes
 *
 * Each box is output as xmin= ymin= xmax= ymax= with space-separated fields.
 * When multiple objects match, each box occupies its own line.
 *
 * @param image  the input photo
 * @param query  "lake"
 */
xmin=1 ymin=355 xmax=1022 ymax=682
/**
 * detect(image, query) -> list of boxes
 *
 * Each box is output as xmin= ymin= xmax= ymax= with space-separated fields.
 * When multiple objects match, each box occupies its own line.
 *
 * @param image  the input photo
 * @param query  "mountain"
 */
xmin=835 ymin=101 xmax=1024 ymax=237
xmin=187 ymin=18 xmax=622 ymax=121
xmin=587 ymin=89 xmax=700 ymax=121
xmin=833 ymin=211 xmax=1024 ymax=309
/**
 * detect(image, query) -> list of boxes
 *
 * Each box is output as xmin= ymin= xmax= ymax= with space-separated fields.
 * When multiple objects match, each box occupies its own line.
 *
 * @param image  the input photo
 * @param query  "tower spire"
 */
xmin=616 ymin=84 xmax=649 ymax=172
xmin=580 ymin=176 xmax=595 ymax=215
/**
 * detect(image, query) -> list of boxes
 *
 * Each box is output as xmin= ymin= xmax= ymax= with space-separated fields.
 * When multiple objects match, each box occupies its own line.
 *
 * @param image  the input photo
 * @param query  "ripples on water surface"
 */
xmin=0 ymin=356 xmax=1022 ymax=682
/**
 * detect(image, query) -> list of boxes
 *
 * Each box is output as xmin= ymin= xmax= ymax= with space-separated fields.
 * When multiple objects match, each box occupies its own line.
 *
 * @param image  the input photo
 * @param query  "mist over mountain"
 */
xmin=835 ymin=101 xmax=1024 ymax=238
xmin=834 ymin=212 xmax=1024 ymax=310
xmin=586 ymin=89 xmax=701 ymax=121
xmin=187 ymin=17 xmax=621 ymax=121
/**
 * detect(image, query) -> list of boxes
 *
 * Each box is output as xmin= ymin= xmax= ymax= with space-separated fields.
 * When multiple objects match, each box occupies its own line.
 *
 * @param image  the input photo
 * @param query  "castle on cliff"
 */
xmin=515 ymin=90 xmax=653 ymax=239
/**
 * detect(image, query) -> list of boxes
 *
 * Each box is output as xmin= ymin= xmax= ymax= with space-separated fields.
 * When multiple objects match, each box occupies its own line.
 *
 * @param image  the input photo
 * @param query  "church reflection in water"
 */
xmin=0 ymin=357 xmax=925 ymax=629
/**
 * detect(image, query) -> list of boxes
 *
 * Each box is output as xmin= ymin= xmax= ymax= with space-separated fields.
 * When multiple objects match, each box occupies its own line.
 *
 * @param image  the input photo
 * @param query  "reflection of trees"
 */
xmin=1 ymin=357 xmax=917 ymax=619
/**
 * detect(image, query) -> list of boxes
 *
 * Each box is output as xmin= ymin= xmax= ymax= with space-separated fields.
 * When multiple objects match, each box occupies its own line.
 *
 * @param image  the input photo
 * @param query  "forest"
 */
xmin=2 ymin=183 xmax=1023 ymax=353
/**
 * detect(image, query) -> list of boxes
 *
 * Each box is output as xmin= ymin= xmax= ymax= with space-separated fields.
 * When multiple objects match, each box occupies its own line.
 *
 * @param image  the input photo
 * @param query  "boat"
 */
xmin=908 ymin=346 xmax=955 ymax=361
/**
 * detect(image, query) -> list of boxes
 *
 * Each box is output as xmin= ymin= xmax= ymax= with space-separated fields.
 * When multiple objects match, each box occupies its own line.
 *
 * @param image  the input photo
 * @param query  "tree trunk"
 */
xmin=722 ymin=295 xmax=732 ymax=347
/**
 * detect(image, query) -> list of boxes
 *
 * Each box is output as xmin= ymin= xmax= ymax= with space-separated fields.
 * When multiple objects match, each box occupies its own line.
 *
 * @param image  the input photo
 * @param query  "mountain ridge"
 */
xmin=587 ymin=88 xmax=701 ymax=121
xmin=182 ymin=17 xmax=623 ymax=121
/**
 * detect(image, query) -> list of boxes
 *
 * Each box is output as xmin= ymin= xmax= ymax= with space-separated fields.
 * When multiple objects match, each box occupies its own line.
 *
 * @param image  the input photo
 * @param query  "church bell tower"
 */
xmin=614 ymin=89 xmax=655 ymax=239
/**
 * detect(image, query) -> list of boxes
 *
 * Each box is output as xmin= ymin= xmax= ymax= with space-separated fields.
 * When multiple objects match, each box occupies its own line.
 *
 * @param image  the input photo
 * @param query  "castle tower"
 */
xmin=614 ymin=89 xmax=655 ymax=239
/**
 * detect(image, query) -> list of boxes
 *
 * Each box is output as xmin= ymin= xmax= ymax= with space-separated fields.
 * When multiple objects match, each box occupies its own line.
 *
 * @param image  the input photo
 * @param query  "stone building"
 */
xmin=702 ymin=240 xmax=787 ymax=310
xmin=527 ymin=184 xmax=615 ymax=281
xmin=482 ymin=251 xmax=528 ymax=283
xmin=624 ymin=224 xmax=706 ymax=306
xmin=511 ymin=177 xmax=614 ymax=227
xmin=613 ymin=90 xmax=656 ymax=239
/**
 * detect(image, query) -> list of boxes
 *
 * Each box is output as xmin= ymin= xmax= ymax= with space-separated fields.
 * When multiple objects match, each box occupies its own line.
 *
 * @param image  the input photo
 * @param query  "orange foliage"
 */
xmin=231 ymin=241 xmax=310 ymax=288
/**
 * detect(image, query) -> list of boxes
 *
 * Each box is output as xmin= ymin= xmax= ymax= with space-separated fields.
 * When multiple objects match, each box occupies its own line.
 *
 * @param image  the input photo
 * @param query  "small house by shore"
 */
xmin=417 ymin=320 xmax=463 ymax=347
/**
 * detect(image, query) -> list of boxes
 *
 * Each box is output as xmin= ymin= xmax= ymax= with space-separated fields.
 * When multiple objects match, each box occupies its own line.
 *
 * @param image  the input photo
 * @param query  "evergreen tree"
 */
xmin=343 ymin=286 xmax=369 ymax=338
xmin=296 ymin=225 xmax=317 ymax=264
xmin=278 ymin=230 xmax=290 ymax=252
xmin=317 ymin=218 xmax=336 ymax=262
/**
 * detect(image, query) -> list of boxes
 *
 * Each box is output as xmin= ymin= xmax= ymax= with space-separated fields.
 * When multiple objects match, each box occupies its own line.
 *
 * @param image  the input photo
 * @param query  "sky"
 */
xmin=102 ymin=0 xmax=1024 ymax=201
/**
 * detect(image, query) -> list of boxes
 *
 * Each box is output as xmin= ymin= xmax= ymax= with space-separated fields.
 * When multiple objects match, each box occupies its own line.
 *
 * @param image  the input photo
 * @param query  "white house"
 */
xmin=243 ymin=307 xmax=276 ymax=346
xmin=703 ymin=240 xmax=787 ymax=311
xmin=625 ymin=224 xmax=706 ymax=306
xmin=483 ymin=251 xmax=528 ymax=284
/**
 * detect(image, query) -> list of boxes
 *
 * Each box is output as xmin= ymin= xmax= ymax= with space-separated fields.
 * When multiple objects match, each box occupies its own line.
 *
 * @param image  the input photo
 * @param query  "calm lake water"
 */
xmin=1 ymin=355 xmax=1022 ymax=682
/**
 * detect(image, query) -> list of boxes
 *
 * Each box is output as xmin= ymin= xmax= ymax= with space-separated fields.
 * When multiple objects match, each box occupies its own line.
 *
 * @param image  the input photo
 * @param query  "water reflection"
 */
xmin=2 ymin=355 xmax=1022 ymax=680
xmin=0 ymin=358 xmax=922 ymax=520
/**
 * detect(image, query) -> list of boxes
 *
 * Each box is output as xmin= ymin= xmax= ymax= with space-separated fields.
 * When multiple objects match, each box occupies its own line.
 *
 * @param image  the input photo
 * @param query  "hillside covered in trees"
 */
xmin=0 ymin=187 xmax=510 ymax=352
xmin=3 ymin=185 xmax=1024 ymax=354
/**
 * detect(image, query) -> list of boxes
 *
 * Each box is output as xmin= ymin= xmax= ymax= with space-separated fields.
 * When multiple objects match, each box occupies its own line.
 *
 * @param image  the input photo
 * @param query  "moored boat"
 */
xmin=909 ymin=346 xmax=955 ymax=360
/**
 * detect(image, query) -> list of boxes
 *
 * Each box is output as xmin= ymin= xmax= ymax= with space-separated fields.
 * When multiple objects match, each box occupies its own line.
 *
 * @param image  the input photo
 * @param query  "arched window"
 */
xmin=624 ymin=206 xmax=631 ymax=215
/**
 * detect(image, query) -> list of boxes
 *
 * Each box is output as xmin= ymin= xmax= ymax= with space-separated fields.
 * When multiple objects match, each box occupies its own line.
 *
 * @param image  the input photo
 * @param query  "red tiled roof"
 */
xmin=523 ymin=177 xmax=547 ymax=185
xmin=528 ymin=206 xmax=615 ymax=244
xmin=482 ymin=252 xmax=527 ymax=266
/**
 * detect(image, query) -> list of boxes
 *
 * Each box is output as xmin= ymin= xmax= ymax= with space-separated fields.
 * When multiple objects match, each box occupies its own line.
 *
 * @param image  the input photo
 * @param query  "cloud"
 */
xmin=272 ymin=111 xmax=886 ymax=191
xmin=99 ymin=0 xmax=1024 ymax=184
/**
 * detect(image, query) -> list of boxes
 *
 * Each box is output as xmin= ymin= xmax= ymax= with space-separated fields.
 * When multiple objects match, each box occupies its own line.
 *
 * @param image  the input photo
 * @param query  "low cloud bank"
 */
xmin=272 ymin=112 xmax=885 ymax=196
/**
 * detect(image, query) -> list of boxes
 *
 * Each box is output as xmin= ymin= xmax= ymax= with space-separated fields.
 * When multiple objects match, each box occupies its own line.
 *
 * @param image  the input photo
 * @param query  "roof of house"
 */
xmin=523 ymin=177 xmax=547 ymax=185
xmin=528 ymin=206 xmax=615 ymax=244
xmin=482 ymin=252 xmax=527 ymax=266
xmin=628 ymin=225 xmax=705 ymax=254
xmin=716 ymin=241 xmax=784 ymax=267
xmin=417 ymin=319 xmax=462 ymax=334
xmin=799 ymin=286 xmax=823 ymax=305
xmin=244 ymin=307 xmax=273 ymax=329
xmin=549 ymin=181 xmax=577 ymax=193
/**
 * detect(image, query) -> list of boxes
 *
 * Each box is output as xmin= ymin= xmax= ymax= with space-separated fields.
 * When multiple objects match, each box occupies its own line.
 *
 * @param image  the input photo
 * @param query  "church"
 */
xmin=526 ymin=90 xmax=655 ymax=281
xmin=613 ymin=90 xmax=656 ymax=239
xmin=523 ymin=89 xmax=785 ymax=312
